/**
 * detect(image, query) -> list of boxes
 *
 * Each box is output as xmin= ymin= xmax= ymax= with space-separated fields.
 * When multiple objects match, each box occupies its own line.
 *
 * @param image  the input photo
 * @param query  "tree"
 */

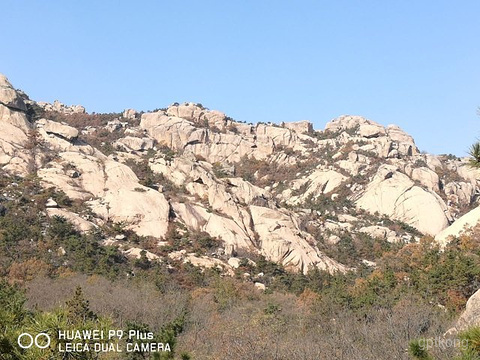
xmin=65 ymin=286 xmax=96 ymax=325
xmin=468 ymin=142 xmax=480 ymax=169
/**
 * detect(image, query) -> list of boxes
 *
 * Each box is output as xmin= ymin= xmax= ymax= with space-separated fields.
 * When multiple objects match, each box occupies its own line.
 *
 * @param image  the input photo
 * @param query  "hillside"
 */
xmin=2 ymin=73 xmax=479 ymax=272
xmin=2 ymin=73 xmax=480 ymax=359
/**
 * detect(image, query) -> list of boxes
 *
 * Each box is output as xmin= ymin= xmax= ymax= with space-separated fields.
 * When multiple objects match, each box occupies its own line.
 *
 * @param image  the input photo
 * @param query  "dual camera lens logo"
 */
xmin=17 ymin=333 xmax=51 ymax=349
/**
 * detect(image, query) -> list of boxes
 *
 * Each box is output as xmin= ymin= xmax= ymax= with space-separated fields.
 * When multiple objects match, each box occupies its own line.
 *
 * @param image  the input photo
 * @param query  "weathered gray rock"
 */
xmin=282 ymin=120 xmax=313 ymax=134
xmin=46 ymin=208 xmax=96 ymax=232
xmin=37 ymin=100 xmax=85 ymax=114
xmin=124 ymin=248 xmax=160 ymax=261
xmin=358 ymin=225 xmax=400 ymax=243
xmin=45 ymin=198 xmax=58 ymax=208
xmin=249 ymin=205 xmax=350 ymax=274
xmin=0 ymin=76 xmax=32 ymax=175
xmin=115 ymin=136 xmax=154 ymax=152
xmin=105 ymin=119 xmax=127 ymax=132
xmin=411 ymin=167 xmax=440 ymax=192
xmin=324 ymin=116 xmax=418 ymax=157
xmin=123 ymin=108 xmax=137 ymax=119
xmin=5 ymin=71 xmax=480 ymax=275
xmin=0 ymin=74 xmax=27 ymax=111
xmin=444 ymin=181 xmax=475 ymax=206
xmin=435 ymin=206 xmax=480 ymax=246
xmin=285 ymin=169 xmax=347 ymax=204
xmin=37 ymin=119 xmax=79 ymax=141
xmin=356 ymin=165 xmax=451 ymax=236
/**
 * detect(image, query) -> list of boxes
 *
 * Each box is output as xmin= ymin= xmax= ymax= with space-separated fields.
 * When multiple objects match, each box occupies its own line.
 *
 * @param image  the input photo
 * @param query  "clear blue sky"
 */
xmin=2 ymin=0 xmax=479 ymax=156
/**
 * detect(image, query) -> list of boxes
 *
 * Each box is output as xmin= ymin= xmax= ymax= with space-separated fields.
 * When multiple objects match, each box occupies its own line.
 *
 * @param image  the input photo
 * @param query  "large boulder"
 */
xmin=0 ymin=75 xmax=32 ymax=175
xmin=140 ymin=111 xmax=207 ymax=151
xmin=444 ymin=181 xmax=475 ymax=207
xmin=172 ymin=202 xmax=253 ymax=250
xmin=0 ymin=74 xmax=26 ymax=111
xmin=166 ymin=103 xmax=227 ymax=130
xmin=303 ymin=169 xmax=346 ymax=195
xmin=356 ymin=165 xmax=451 ymax=236
xmin=435 ymin=206 xmax=480 ymax=246
xmin=324 ymin=115 xmax=418 ymax=157
xmin=89 ymin=160 xmax=170 ymax=238
xmin=325 ymin=115 xmax=373 ymax=133
xmin=123 ymin=108 xmax=137 ymax=119
xmin=39 ymin=150 xmax=170 ymax=239
xmin=141 ymin=111 xmax=263 ymax=162
xmin=37 ymin=119 xmax=79 ymax=141
xmin=46 ymin=208 xmax=97 ymax=232
xmin=358 ymin=225 xmax=400 ymax=243
xmin=256 ymin=123 xmax=299 ymax=149
xmin=411 ymin=167 xmax=440 ymax=192
xmin=285 ymin=169 xmax=347 ymax=204
xmin=457 ymin=162 xmax=480 ymax=186
xmin=358 ymin=123 xmax=386 ymax=138
xmin=385 ymin=125 xmax=418 ymax=156
xmin=282 ymin=120 xmax=313 ymax=134
xmin=115 ymin=136 xmax=154 ymax=152
xmin=36 ymin=100 xmax=85 ymax=114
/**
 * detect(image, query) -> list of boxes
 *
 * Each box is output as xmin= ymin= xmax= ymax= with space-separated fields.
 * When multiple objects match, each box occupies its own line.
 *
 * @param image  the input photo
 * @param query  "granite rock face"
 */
xmin=2 ymin=73 xmax=480 ymax=275
xmin=356 ymin=165 xmax=451 ymax=236
xmin=37 ymin=100 xmax=85 ymax=114
xmin=0 ymin=74 xmax=27 ymax=111
xmin=37 ymin=118 xmax=79 ymax=140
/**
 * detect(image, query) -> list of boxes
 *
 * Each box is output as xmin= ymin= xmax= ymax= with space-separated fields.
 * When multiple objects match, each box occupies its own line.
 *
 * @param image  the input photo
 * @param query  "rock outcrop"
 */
xmin=46 ymin=208 xmax=97 ymax=232
xmin=282 ymin=120 xmax=313 ymax=134
xmin=37 ymin=118 xmax=79 ymax=141
xmin=284 ymin=169 xmax=347 ymax=204
xmin=140 ymin=105 xmax=307 ymax=163
xmin=37 ymin=100 xmax=85 ymax=114
xmin=358 ymin=225 xmax=400 ymax=243
xmin=115 ymin=136 xmax=154 ymax=152
xmin=435 ymin=207 xmax=480 ymax=246
xmin=123 ymin=108 xmax=137 ymax=119
xmin=325 ymin=115 xmax=418 ymax=157
xmin=1 ymin=72 xmax=479 ymax=276
xmin=0 ymin=75 xmax=33 ymax=175
xmin=356 ymin=165 xmax=451 ymax=236
xmin=249 ymin=205 xmax=349 ymax=274
xmin=0 ymin=74 xmax=27 ymax=111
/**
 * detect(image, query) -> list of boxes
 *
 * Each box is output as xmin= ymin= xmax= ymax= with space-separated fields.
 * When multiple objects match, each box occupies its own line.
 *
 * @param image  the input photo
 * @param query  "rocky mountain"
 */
xmin=1 ymin=72 xmax=480 ymax=278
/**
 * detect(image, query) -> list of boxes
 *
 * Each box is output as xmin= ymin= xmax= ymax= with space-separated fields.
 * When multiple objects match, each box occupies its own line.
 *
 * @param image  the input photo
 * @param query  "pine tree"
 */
xmin=65 ymin=286 xmax=96 ymax=325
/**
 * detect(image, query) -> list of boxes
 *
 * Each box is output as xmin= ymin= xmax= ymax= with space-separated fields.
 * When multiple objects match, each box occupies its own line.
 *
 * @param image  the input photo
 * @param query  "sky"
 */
xmin=1 ymin=0 xmax=479 ymax=156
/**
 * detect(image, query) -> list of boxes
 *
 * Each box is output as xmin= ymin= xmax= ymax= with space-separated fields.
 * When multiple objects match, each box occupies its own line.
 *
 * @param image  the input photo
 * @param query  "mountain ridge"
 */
xmin=1 ymin=72 xmax=479 ymax=277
